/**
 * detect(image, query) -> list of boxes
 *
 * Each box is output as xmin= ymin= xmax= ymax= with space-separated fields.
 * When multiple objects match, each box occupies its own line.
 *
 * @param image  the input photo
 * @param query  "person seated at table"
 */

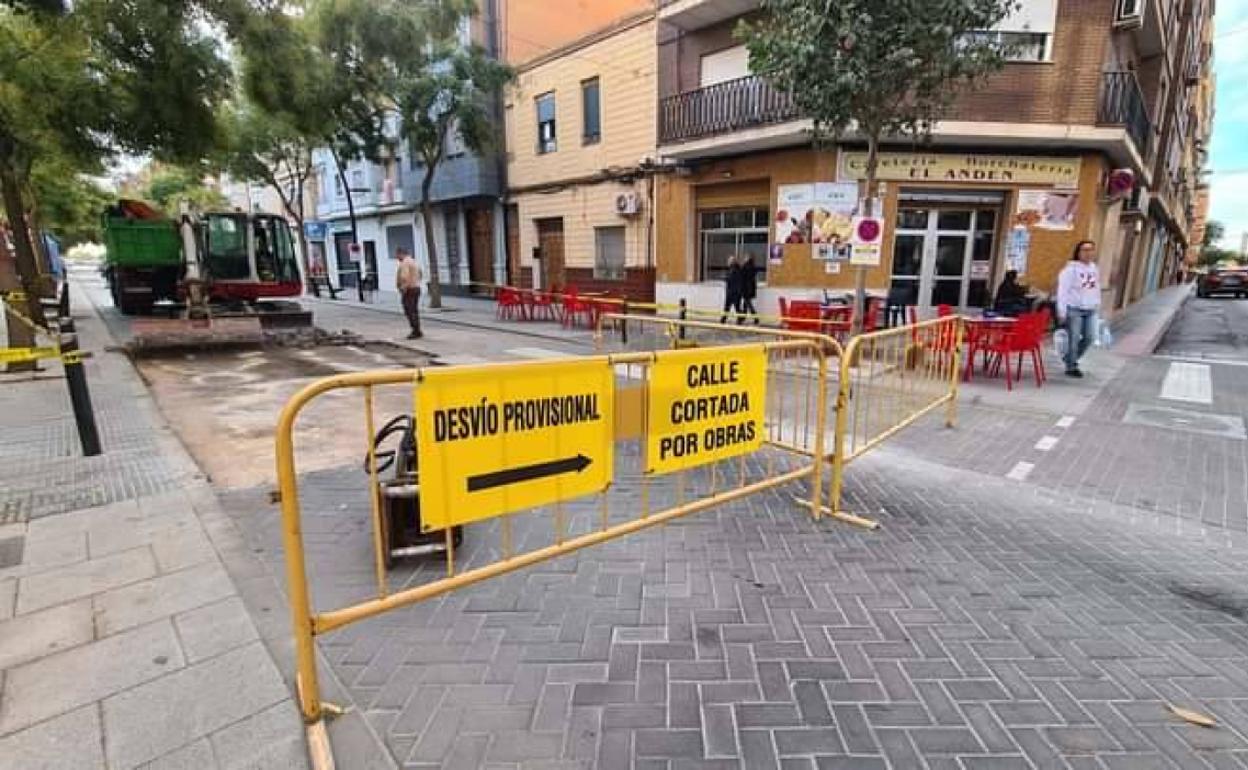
xmin=993 ymin=270 xmax=1030 ymax=316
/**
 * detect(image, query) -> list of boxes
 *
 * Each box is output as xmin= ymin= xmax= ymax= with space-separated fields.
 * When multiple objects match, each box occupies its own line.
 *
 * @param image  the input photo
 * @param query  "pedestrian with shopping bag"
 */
xmin=1055 ymin=240 xmax=1101 ymax=378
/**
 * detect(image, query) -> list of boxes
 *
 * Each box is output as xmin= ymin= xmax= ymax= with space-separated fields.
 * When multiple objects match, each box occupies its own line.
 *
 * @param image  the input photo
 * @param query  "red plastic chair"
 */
xmin=824 ymin=305 xmax=853 ymax=342
xmin=980 ymin=314 xmax=1045 ymax=390
xmin=862 ymin=297 xmax=882 ymax=333
xmin=527 ymin=289 xmax=558 ymax=322
xmin=495 ymin=287 xmax=525 ymax=321
xmin=782 ymin=299 xmax=825 ymax=332
xmin=561 ymin=289 xmax=595 ymax=328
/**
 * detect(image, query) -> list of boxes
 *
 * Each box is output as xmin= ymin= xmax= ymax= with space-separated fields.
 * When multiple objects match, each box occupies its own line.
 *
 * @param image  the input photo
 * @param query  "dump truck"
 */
xmin=101 ymin=200 xmax=312 ymax=350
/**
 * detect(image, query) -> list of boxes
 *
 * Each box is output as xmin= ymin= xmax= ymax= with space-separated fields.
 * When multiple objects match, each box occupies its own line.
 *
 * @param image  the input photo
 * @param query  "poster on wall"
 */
xmin=775 ymin=182 xmax=859 ymax=245
xmin=1015 ymin=189 xmax=1079 ymax=231
xmin=775 ymin=184 xmax=815 ymax=244
xmin=769 ymin=243 xmax=784 ymax=265
xmin=812 ymin=183 xmax=858 ymax=244
xmin=1005 ymin=226 xmax=1031 ymax=274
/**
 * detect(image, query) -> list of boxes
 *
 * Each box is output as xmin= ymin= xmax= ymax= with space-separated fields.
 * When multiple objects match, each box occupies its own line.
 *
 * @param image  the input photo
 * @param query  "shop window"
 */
xmin=594 ymin=226 xmax=625 ymax=280
xmin=536 ymin=92 xmax=556 ymax=154
xmin=698 ymin=206 xmax=769 ymax=282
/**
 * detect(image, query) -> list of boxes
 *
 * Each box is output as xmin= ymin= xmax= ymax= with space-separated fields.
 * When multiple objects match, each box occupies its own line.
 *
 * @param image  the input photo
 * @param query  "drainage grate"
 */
xmin=0 ymin=536 xmax=24 ymax=569
xmin=1123 ymin=403 xmax=1247 ymax=440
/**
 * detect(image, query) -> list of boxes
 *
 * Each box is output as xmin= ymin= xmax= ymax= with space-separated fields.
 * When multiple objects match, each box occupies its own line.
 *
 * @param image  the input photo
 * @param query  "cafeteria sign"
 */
xmin=839 ymin=152 xmax=1081 ymax=188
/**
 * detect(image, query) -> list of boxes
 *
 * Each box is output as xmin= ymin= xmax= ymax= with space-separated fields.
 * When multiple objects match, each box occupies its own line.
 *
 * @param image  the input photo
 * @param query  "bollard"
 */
xmin=58 ymin=316 xmax=101 ymax=457
xmin=620 ymin=301 xmax=629 ymax=345
xmin=678 ymin=299 xmax=687 ymax=340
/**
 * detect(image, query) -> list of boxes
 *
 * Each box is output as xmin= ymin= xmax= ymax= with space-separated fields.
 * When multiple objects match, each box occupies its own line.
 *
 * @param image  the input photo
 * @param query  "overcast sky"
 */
xmin=1209 ymin=0 xmax=1248 ymax=250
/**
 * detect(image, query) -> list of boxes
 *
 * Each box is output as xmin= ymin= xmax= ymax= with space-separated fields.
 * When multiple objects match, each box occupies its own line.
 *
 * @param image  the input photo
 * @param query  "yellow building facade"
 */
xmin=504 ymin=13 xmax=658 ymax=299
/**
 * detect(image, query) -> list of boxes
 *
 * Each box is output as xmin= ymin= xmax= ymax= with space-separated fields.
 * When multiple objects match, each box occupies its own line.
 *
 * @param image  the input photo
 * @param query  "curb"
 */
xmin=301 ymin=296 xmax=599 ymax=349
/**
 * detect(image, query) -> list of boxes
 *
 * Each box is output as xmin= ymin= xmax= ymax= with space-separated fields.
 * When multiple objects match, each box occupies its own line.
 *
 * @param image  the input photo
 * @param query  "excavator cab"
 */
xmin=200 ymin=213 xmax=302 ymax=299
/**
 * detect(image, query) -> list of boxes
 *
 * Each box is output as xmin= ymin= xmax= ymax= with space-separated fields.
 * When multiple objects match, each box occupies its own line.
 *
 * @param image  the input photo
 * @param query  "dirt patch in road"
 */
xmin=138 ymin=342 xmax=431 ymax=489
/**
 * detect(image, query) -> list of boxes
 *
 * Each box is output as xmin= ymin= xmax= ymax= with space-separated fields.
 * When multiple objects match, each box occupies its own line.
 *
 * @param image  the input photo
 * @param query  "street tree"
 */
xmin=1203 ymin=219 xmax=1225 ymax=248
xmin=304 ymin=0 xmax=512 ymax=308
xmin=30 ymin=159 xmax=114 ymax=246
xmin=399 ymin=43 xmax=512 ymax=308
xmin=217 ymin=104 xmax=317 ymax=271
xmin=0 ymin=0 xmax=234 ymax=347
xmin=123 ymin=163 xmax=229 ymax=214
xmin=739 ymin=0 xmax=1018 ymax=328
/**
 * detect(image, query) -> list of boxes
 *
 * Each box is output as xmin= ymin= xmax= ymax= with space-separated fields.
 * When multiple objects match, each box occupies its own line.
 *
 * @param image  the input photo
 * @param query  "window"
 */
xmin=965 ymin=30 xmax=1051 ymax=62
xmin=536 ymin=92 xmax=556 ymax=154
xmin=698 ymin=207 xmax=769 ymax=282
xmin=446 ymin=119 xmax=466 ymax=158
xmin=700 ymin=45 xmax=750 ymax=88
xmin=594 ymin=226 xmax=625 ymax=280
xmin=334 ymin=173 xmax=343 ymax=198
xmin=581 ymin=78 xmax=601 ymax=145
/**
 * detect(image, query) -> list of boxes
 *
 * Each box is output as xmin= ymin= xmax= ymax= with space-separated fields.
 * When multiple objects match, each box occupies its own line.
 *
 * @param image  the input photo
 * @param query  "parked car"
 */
xmin=1197 ymin=267 xmax=1248 ymax=298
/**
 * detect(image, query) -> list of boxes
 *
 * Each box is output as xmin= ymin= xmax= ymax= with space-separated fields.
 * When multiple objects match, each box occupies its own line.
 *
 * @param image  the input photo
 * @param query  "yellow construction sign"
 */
xmin=646 ymin=345 xmax=767 ymax=474
xmin=415 ymin=358 xmax=615 ymax=530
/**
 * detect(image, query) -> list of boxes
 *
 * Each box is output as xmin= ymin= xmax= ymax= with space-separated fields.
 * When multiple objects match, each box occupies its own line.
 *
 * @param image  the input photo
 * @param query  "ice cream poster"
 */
xmin=774 ymin=183 xmax=858 ymax=245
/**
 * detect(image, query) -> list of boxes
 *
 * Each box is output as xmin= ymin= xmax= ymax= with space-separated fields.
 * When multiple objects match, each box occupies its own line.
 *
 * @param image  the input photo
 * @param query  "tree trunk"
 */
xmin=420 ymin=170 xmax=443 ymax=309
xmin=330 ymin=148 xmax=362 ymax=301
xmin=1 ymin=166 xmax=45 ymax=372
xmin=851 ymin=134 xmax=880 ymax=335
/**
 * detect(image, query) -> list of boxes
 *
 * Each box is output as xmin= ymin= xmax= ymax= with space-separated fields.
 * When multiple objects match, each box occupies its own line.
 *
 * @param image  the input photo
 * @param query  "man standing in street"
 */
xmin=396 ymin=247 xmax=423 ymax=339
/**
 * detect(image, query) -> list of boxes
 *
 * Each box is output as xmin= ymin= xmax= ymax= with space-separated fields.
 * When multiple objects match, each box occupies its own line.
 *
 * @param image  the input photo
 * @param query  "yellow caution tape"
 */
xmin=0 ymin=346 xmax=60 ymax=365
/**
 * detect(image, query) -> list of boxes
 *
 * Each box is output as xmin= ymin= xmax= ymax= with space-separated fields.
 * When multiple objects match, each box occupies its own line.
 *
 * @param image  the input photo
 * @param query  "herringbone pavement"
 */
xmin=222 ymin=439 xmax=1248 ymax=769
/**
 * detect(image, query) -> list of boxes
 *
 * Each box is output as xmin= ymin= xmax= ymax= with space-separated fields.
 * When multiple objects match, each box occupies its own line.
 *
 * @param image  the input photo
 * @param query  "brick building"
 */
xmin=650 ymin=0 xmax=1214 ymax=318
xmin=504 ymin=10 xmax=659 ymax=299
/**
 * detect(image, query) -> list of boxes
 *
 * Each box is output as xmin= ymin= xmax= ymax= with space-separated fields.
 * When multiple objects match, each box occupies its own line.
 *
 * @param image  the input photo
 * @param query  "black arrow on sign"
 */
xmin=466 ymin=454 xmax=593 ymax=493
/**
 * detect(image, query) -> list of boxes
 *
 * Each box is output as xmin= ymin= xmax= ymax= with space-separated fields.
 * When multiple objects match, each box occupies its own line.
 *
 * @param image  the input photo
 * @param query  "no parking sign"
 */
xmin=849 ymin=216 xmax=883 ymax=266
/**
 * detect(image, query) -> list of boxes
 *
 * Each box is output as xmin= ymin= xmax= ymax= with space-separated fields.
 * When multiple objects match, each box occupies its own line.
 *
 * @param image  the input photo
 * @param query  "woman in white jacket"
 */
xmin=1055 ymin=240 xmax=1101 ymax=378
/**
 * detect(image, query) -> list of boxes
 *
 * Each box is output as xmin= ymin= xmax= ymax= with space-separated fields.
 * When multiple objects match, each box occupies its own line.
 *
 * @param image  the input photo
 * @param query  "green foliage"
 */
xmin=1199 ymin=247 xmax=1236 ymax=268
xmin=216 ymin=102 xmax=314 ymax=223
xmin=29 ymin=160 xmax=112 ymax=245
xmin=1202 ymin=219 xmax=1225 ymax=248
xmin=738 ymin=0 xmax=1018 ymax=143
xmin=124 ymin=164 xmax=228 ymax=215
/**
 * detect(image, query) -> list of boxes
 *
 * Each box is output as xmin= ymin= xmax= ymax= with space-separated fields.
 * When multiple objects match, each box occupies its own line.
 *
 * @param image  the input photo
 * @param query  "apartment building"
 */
xmin=306 ymin=2 xmax=507 ymax=297
xmin=652 ymin=0 xmax=1213 ymax=317
xmin=504 ymin=10 xmax=659 ymax=299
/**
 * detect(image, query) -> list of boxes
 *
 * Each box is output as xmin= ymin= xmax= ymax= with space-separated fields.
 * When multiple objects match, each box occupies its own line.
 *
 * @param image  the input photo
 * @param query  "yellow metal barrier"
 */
xmin=275 ymin=341 xmax=831 ymax=767
xmin=825 ymin=316 xmax=963 ymax=524
xmin=274 ymin=314 xmax=963 ymax=767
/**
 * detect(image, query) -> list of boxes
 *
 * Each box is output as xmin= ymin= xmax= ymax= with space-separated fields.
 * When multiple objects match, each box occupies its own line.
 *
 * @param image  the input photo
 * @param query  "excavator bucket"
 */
xmin=128 ymin=316 xmax=264 ymax=354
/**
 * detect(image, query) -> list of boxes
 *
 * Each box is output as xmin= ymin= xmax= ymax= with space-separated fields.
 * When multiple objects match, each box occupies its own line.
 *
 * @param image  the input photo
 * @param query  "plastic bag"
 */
xmin=1053 ymin=328 xmax=1069 ymax=359
xmin=1097 ymin=318 xmax=1113 ymax=348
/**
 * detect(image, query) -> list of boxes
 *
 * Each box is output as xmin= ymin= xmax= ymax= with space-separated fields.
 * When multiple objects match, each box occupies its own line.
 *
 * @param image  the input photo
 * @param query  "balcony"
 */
xmin=659 ymin=74 xmax=799 ymax=146
xmin=1098 ymin=71 xmax=1152 ymax=161
xmin=659 ymin=0 xmax=760 ymax=31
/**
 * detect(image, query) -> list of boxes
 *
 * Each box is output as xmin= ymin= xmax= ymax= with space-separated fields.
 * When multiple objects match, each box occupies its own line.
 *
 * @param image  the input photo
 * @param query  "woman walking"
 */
xmin=719 ymin=255 xmax=742 ymax=324
xmin=1055 ymin=240 xmax=1101 ymax=378
xmin=737 ymin=254 xmax=759 ymax=324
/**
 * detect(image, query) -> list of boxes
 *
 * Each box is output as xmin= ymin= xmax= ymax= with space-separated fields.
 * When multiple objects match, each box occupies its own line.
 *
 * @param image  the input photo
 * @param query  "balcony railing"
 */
xmin=1098 ymin=71 xmax=1152 ymax=159
xmin=659 ymin=74 xmax=799 ymax=144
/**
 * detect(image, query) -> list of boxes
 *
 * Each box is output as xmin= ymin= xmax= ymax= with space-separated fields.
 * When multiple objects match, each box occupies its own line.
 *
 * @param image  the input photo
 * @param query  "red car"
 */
xmin=1198 ymin=267 xmax=1248 ymax=298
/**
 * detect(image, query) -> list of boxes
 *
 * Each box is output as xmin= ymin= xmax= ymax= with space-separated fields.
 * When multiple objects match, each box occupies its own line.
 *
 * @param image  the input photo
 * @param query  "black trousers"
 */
xmin=401 ymin=288 xmax=422 ymax=335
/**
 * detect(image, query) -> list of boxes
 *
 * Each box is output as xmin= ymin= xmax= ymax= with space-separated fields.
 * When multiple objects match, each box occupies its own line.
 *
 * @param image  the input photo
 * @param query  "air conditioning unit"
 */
xmin=1115 ymin=0 xmax=1143 ymax=26
xmin=615 ymin=192 xmax=642 ymax=216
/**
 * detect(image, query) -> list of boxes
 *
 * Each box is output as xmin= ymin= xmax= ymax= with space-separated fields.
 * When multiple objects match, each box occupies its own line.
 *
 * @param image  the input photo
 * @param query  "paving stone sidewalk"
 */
xmin=0 ymin=276 xmax=309 ymax=770
xmin=220 ymin=433 xmax=1248 ymax=769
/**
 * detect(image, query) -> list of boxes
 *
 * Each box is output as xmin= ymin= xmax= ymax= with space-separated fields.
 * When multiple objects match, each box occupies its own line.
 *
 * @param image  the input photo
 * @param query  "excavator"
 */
xmin=101 ymin=199 xmax=312 ymax=350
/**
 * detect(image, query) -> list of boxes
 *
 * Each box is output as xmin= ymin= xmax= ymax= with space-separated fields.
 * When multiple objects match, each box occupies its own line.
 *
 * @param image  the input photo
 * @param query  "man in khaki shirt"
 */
xmin=395 ymin=248 xmax=423 ymax=339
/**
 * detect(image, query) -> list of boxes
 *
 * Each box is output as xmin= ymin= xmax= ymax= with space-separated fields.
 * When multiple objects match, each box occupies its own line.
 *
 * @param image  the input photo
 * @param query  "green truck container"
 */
xmin=101 ymin=214 xmax=184 ymax=314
